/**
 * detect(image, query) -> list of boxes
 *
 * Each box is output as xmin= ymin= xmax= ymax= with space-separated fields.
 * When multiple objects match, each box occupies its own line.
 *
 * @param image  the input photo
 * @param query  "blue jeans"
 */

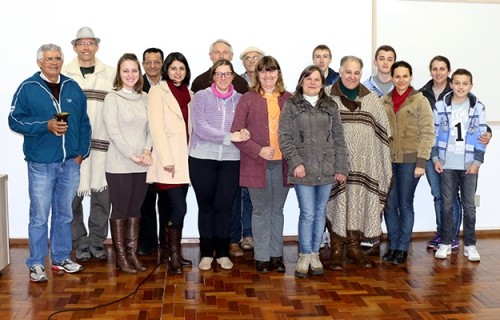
xmin=230 ymin=187 xmax=254 ymax=244
xmin=425 ymin=159 xmax=462 ymax=239
xmin=384 ymin=163 xmax=420 ymax=251
xmin=295 ymin=183 xmax=333 ymax=254
xmin=440 ymin=170 xmax=478 ymax=246
xmin=26 ymin=159 xmax=80 ymax=267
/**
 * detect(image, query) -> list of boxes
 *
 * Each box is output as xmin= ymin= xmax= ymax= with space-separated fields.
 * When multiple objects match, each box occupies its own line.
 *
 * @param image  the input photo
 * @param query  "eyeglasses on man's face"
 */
xmin=75 ymin=41 xmax=96 ymax=48
xmin=244 ymin=56 xmax=260 ymax=62
xmin=42 ymin=57 xmax=63 ymax=63
xmin=214 ymin=71 xmax=233 ymax=78
xmin=144 ymin=61 xmax=162 ymax=66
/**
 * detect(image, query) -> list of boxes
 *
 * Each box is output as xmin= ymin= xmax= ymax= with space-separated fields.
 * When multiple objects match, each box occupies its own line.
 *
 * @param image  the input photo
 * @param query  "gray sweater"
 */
xmin=103 ymin=90 xmax=152 ymax=173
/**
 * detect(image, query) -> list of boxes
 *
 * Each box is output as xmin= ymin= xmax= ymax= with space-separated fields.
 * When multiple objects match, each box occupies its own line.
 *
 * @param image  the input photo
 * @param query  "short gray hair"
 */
xmin=209 ymin=38 xmax=233 ymax=54
xmin=340 ymin=55 xmax=363 ymax=69
xmin=36 ymin=43 xmax=64 ymax=61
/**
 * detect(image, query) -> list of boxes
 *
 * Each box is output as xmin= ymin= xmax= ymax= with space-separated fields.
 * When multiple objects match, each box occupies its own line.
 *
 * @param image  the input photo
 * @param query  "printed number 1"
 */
xmin=455 ymin=123 xmax=464 ymax=141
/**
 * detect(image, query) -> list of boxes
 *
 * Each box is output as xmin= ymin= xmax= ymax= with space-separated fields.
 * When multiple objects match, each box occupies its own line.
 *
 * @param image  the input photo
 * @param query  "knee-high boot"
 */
xmin=127 ymin=217 xmax=147 ymax=272
xmin=346 ymin=230 xmax=372 ymax=268
xmin=168 ymin=228 xmax=183 ymax=274
xmin=161 ymin=227 xmax=192 ymax=267
xmin=329 ymin=232 xmax=344 ymax=271
xmin=110 ymin=219 xmax=137 ymax=274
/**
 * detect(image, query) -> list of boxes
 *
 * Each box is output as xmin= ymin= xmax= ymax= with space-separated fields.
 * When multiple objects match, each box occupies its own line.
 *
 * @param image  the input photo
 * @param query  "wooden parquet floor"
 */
xmin=1 ymin=235 xmax=500 ymax=320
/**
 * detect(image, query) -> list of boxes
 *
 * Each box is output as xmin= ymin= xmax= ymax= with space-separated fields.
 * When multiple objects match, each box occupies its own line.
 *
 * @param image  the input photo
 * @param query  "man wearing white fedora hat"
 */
xmin=62 ymin=26 xmax=115 ymax=262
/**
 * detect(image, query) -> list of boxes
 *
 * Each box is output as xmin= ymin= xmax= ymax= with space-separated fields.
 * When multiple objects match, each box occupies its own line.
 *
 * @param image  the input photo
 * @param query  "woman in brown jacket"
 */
xmin=381 ymin=61 xmax=435 ymax=265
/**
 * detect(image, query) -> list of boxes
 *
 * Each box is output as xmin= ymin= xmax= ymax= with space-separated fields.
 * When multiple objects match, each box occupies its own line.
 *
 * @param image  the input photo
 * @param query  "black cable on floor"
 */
xmin=47 ymin=261 xmax=165 ymax=320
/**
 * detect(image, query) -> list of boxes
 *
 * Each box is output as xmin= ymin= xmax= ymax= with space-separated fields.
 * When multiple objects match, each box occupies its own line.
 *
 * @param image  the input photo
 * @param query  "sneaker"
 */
xmin=295 ymin=253 xmax=311 ymax=278
xmin=229 ymin=243 xmax=244 ymax=257
xmin=29 ymin=264 xmax=48 ymax=282
xmin=434 ymin=244 xmax=452 ymax=259
xmin=75 ymin=247 xmax=91 ymax=262
xmin=89 ymin=245 xmax=108 ymax=261
xmin=199 ymin=257 xmax=213 ymax=271
xmin=427 ymin=233 xmax=441 ymax=250
xmin=464 ymin=245 xmax=480 ymax=262
xmin=360 ymin=237 xmax=380 ymax=248
xmin=51 ymin=259 xmax=83 ymax=273
xmin=240 ymin=237 xmax=254 ymax=250
xmin=309 ymin=252 xmax=324 ymax=276
xmin=451 ymin=239 xmax=460 ymax=251
xmin=216 ymin=257 xmax=233 ymax=270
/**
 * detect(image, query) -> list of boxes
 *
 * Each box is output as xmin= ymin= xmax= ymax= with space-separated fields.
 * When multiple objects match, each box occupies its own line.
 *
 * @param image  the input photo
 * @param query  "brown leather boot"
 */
xmin=167 ymin=228 xmax=183 ymax=274
xmin=127 ymin=217 xmax=147 ymax=272
xmin=346 ymin=230 xmax=372 ymax=268
xmin=110 ymin=219 xmax=136 ymax=274
xmin=161 ymin=227 xmax=192 ymax=267
xmin=329 ymin=232 xmax=344 ymax=271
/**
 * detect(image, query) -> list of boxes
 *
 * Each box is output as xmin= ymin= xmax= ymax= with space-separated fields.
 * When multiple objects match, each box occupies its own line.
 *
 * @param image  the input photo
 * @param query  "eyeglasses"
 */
xmin=214 ymin=72 xmax=233 ymax=78
xmin=244 ymin=56 xmax=260 ymax=62
xmin=42 ymin=57 xmax=63 ymax=63
xmin=75 ymin=41 xmax=96 ymax=47
xmin=144 ymin=61 xmax=162 ymax=66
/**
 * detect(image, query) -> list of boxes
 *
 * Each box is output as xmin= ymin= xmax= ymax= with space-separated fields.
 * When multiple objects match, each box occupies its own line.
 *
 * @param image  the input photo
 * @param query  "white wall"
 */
xmin=0 ymin=0 xmax=372 ymax=238
xmin=1 ymin=0 xmax=498 ymax=239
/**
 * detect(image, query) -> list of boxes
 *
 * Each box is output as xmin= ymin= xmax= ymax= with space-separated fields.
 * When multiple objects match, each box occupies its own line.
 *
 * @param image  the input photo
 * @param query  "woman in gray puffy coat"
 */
xmin=279 ymin=65 xmax=349 ymax=278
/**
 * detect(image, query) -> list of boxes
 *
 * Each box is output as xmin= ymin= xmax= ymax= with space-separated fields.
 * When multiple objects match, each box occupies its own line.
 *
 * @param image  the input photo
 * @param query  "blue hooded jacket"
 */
xmin=8 ymin=72 xmax=91 ymax=163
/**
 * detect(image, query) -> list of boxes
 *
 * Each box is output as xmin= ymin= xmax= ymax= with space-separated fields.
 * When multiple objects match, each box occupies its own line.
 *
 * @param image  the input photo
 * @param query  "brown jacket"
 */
xmin=382 ymin=89 xmax=434 ymax=168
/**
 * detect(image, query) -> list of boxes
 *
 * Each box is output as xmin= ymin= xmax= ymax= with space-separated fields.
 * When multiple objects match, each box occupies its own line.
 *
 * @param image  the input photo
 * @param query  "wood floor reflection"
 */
xmin=1 ymin=234 xmax=500 ymax=319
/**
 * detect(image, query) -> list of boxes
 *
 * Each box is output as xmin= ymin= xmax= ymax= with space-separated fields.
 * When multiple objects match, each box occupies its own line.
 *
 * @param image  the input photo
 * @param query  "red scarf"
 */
xmin=167 ymin=80 xmax=190 ymax=142
xmin=392 ymin=86 xmax=412 ymax=113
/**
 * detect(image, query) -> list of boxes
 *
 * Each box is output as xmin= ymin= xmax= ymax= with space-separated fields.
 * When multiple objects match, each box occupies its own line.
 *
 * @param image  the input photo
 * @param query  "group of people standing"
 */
xmin=8 ymin=26 xmax=491 ymax=282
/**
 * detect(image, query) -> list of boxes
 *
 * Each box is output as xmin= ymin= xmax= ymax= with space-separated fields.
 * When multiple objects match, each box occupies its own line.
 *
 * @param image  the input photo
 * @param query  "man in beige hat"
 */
xmin=239 ymin=46 xmax=264 ymax=86
xmin=62 ymin=26 xmax=115 ymax=262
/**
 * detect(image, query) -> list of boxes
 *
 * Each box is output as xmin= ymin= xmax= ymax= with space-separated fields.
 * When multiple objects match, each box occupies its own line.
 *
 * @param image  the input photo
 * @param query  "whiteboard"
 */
xmin=375 ymin=0 xmax=500 ymax=122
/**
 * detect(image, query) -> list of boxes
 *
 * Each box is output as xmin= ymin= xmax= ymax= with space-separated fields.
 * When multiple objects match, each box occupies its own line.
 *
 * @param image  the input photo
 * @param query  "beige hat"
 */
xmin=71 ymin=27 xmax=101 ymax=46
xmin=240 ymin=46 xmax=265 ymax=60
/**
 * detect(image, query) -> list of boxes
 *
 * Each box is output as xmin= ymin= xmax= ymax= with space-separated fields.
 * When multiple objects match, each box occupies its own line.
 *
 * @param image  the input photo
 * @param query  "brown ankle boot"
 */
xmin=110 ymin=219 xmax=136 ymax=274
xmin=127 ymin=217 xmax=147 ymax=272
xmin=346 ymin=230 xmax=372 ymax=268
xmin=167 ymin=228 xmax=183 ymax=274
xmin=329 ymin=232 xmax=344 ymax=271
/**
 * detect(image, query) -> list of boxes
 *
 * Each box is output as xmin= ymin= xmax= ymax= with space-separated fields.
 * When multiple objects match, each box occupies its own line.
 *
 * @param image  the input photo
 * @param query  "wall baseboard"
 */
xmin=8 ymin=229 xmax=500 ymax=245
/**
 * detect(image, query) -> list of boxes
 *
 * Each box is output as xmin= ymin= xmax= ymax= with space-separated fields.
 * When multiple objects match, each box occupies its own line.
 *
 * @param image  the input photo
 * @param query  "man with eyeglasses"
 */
xmin=142 ymin=48 xmax=164 ymax=93
xmin=9 ymin=43 xmax=91 ymax=281
xmin=240 ymin=46 xmax=265 ymax=87
xmin=191 ymin=39 xmax=249 ymax=94
xmin=62 ymin=26 xmax=116 ymax=263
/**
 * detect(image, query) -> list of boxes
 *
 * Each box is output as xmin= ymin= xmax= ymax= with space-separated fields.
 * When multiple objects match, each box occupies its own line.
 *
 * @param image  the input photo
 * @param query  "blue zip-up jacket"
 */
xmin=8 ymin=72 xmax=91 ymax=163
xmin=363 ymin=75 xmax=394 ymax=98
xmin=324 ymin=67 xmax=340 ymax=86
xmin=431 ymin=91 xmax=487 ymax=168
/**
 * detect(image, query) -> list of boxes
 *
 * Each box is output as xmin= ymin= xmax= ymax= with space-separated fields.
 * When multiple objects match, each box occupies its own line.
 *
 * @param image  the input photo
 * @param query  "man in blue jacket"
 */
xmin=8 ymin=43 xmax=91 ymax=282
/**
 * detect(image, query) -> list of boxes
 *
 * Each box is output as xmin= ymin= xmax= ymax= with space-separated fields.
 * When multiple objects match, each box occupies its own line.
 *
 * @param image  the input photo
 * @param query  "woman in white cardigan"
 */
xmin=103 ymin=53 xmax=152 ymax=274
